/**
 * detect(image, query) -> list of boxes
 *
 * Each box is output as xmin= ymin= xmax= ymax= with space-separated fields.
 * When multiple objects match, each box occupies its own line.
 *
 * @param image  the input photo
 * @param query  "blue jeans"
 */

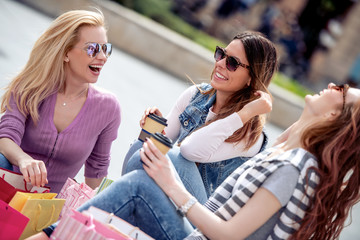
xmin=77 ymin=170 xmax=194 ymax=239
xmin=124 ymin=142 xmax=248 ymax=198
xmin=197 ymin=158 xmax=247 ymax=197
xmin=121 ymin=139 xmax=143 ymax=175
xmin=0 ymin=153 xmax=13 ymax=171
xmin=124 ymin=144 xmax=208 ymax=205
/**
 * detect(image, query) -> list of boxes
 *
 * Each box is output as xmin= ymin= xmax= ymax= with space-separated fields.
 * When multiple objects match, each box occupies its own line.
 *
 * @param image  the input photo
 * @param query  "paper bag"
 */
xmin=0 ymin=167 xmax=50 ymax=193
xmin=57 ymin=178 xmax=96 ymax=218
xmin=9 ymin=192 xmax=65 ymax=239
xmin=51 ymin=209 xmax=133 ymax=240
xmin=96 ymin=177 xmax=114 ymax=194
xmin=0 ymin=200 xmax=30 ymax=240
xmin=0 ymin=177 xmax=20 ymax=203
xmin=87 ymin=206 xmax=154 ymax=240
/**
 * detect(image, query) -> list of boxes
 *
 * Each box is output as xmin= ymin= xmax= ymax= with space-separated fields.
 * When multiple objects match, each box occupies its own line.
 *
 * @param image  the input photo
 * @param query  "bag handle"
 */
xmin=33 ymin=203 xmax=56 ymax=231
xmin=128 ymin=227 xmax=140 ymax=239
xmin=105 ymin=213 xmax=139 ymax=239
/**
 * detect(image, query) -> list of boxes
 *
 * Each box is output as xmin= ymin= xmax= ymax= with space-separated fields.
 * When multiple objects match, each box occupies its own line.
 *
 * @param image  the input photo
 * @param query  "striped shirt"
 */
xmin=185 ymin=147 xmax=319 ymax=239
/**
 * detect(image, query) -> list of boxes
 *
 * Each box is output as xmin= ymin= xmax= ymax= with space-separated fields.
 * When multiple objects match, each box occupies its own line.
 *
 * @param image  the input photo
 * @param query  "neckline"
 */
xmin=61 ymin=86 xmax=89 ymax=107
xmin=52 ymin=85 xmax=92 ymax=133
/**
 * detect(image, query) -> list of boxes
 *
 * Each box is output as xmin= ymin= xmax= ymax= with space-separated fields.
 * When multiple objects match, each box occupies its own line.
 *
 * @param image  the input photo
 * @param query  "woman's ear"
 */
xmin=324 ymin=109 xmax=341 ymax=121
xmin=64 ymin=55 xmax=69 ymax=62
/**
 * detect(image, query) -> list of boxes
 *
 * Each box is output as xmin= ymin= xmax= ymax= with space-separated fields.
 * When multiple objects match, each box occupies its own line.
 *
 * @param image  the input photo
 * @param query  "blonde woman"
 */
xmin=0 ymin=10 xmax=121 ymax=193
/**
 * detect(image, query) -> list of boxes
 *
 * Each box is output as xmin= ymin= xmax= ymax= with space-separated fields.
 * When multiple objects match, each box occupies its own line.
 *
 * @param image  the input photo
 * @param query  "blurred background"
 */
xmin=114 ymin=0 xmax=360 ymax=94
xmin=1 ymin=0 xmax=360 ymax=238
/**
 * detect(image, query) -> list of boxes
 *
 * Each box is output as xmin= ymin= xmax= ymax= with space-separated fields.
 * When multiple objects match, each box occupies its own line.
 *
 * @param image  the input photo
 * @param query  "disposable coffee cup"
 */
xmin=150 ymin=132 xmax=173 ymax=155
xmin=138 ymin=113 xmax=168 ymax=142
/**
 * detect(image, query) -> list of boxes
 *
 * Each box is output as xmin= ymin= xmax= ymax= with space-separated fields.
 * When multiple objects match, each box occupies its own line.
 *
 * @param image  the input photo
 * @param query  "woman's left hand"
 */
xmin=140 ymin=139 xmax=178 ymax=193
xmin=237 ymin=90 xmax=272 ymax=124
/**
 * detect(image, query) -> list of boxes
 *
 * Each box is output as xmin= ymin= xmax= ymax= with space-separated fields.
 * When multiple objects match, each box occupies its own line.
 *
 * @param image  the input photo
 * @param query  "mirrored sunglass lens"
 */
xmin=226 ymin=57 xmax=239 ymax=71
xmin=86 ymin=43 xmax=100 ymax=57
xmin=104 ymin=43 xmax=112 ymax=57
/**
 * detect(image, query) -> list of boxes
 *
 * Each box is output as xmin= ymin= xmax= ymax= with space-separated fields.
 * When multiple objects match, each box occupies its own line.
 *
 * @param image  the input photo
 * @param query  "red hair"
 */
xmin=291 ymin=100 xmax=360 ymax=239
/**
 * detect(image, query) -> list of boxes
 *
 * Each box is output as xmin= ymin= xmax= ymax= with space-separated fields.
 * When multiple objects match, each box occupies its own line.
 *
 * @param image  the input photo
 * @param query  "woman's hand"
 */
xmin=24 ymin=231 xmax=49 ymax=240
xmin=139 ymin=107 xmax=163 ymax=128
xmin=18 ymin=158 xmax=48 ymax=187
xmin=140 ymin=139 xmax=178 ymax=193
xmin=237 ymin=90 xmax=272 ymax=124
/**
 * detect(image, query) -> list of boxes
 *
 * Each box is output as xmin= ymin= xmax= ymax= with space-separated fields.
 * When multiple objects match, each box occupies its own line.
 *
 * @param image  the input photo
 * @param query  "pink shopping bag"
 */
xmin=0 ymin=167 xmax=50 ymax=193
xmin=51 ymin=209 xmax=133 ymax=240
xmin=57 ymin=178 xmax=96 ymax=218
xmin=0 ymin=199 xmax=30 ymax=240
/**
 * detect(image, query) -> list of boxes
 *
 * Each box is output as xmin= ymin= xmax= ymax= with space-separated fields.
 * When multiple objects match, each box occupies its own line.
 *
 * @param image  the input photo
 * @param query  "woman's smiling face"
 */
xmin=305 ymin=83 xmax=360 ymax=118
xmin=211 ymin=39 xmax=251 ymax=98
xmin=65 ymin=25 xmax=109 ymax=85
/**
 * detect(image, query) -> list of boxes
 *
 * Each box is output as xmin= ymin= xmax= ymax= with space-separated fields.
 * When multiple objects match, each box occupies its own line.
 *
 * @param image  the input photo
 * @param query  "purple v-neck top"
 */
xmin=0 ymin=85 xmax=121 ymax=193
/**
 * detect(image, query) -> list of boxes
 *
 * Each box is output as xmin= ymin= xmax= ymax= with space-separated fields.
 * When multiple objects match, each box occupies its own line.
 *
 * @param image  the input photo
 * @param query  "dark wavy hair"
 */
xmin=291 ymin=100 xmax=360 ymax=239
xmin=206 ymin=31 xmax=278 ymax=149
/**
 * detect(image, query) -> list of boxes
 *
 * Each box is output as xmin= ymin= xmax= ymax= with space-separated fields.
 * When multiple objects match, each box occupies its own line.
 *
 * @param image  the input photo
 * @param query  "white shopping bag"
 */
xmin=85 ymin=206 xmax=154 ymax=240
xmin=0 ymin=167 xmax=50 ymax=193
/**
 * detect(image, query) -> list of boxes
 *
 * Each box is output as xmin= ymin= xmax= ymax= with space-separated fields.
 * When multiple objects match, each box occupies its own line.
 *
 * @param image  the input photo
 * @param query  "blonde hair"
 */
xmin=0 ymin=9 xmax=106 ymax=123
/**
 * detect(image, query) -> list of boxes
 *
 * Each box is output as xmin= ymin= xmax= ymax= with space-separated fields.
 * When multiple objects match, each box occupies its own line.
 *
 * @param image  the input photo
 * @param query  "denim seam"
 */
xmin=133 ymin=195 xmax=174 ymax=240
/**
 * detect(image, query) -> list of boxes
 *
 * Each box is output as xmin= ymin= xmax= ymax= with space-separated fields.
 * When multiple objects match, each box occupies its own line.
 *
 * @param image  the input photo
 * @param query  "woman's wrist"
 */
xmin=176 ymin=196 xmax=198 ymax=217
xmin=237 ymin=106 xmax=252 ymax=124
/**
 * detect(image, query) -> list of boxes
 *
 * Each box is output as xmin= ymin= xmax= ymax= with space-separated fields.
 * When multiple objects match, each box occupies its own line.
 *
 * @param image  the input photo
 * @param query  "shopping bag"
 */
xmin=0 ymin=177 xmax=19 ymax=203
xmin=9 ymin=192 xmax=65 ymax=240
xmin=96 ymin=177 xmax=114 ymax=194
xmin=51 ymin=209 xmax=133 ymax=240
xmin=87 ymin=206 xmax=154 ymax=240
xmin=57 ymin=178 xmax=96 ymax=218
xmin=0 ymin=167 xmax=50 ymax=193
xmin=0 ymin=200 xmax=30 ymax=240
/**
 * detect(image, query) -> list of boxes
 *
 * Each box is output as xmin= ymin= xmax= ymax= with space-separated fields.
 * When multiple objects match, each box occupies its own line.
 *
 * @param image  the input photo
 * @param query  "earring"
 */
xmin=64 ymin=57 xmax=69 ymax=62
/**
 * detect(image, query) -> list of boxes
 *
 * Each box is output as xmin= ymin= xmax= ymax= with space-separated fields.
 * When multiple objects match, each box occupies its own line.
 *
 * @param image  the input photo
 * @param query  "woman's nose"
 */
xmin=328 ymin=82 xmax=336 ymax=89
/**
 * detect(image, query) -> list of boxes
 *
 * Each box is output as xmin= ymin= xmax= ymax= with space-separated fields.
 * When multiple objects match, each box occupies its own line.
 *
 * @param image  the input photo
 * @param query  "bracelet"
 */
xmin=177 ymin=196 xmax=198 ymax=217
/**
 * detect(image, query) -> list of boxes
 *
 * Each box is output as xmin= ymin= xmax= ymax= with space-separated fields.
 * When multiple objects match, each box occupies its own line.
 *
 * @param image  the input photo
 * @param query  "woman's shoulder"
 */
xmin=89 ymin=85 xmax=121 ymax=112
xmin=198 ymin=83 xmax=213 ymax=91
xmin=90 ymin=85 xmax=119 ymax=102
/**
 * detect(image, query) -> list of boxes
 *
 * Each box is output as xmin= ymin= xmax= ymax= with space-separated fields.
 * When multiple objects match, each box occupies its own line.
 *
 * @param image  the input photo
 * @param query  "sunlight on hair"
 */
xmin=185 ymin=73 xmax=206 ymax=94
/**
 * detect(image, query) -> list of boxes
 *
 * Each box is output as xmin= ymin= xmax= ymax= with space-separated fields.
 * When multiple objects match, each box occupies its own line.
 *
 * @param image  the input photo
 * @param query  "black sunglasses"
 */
xmin=331 ymin=84 xmax=349 ymax=110
xmin=83 ymin=42 xmax=112 ymax=58
xmin=214 ymin=46 xmax=250 ymax=72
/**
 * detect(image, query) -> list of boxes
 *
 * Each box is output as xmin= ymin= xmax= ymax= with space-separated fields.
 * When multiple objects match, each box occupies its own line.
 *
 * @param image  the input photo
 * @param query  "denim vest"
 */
xmin=177 ymin=83 xmax=268 ymax=197
xmin=177 ymin=83 xmax=215 ymax=143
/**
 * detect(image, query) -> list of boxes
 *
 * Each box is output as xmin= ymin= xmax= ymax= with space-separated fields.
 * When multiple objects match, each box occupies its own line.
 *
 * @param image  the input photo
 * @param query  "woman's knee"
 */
xmin=122 ymin=140 xmax=143 ymax=175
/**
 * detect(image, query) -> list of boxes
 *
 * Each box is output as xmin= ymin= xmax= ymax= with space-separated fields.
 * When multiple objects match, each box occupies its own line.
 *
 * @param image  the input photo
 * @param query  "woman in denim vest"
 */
xmin=124 ymin=31 xmax=278 ymax=201
xmin=34 ymin=84 xmax=360 ymax=240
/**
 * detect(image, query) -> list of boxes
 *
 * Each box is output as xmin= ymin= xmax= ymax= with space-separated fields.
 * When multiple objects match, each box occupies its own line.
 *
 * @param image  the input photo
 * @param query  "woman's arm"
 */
xmin=0 ymin=96 xmax=49 ymax=187
xmin=0 ymin=138 xmax=48 ymax=187
xmin=84 ymin=96 xmax=121 ymax=186
xmin=180 ymin=91 xmax=272 ymax=162
xmin=164 ymin=85 xmax=197 ymax=142
xmin=141 ymin=139 xmax=281 ymax=240
xmin=180 ymin=113 xmax=264 ymax=162
xmin=85 ymin=177 xmax=103 ymax=189
xmin=137 ymin=85 xmax=196 ymax=142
